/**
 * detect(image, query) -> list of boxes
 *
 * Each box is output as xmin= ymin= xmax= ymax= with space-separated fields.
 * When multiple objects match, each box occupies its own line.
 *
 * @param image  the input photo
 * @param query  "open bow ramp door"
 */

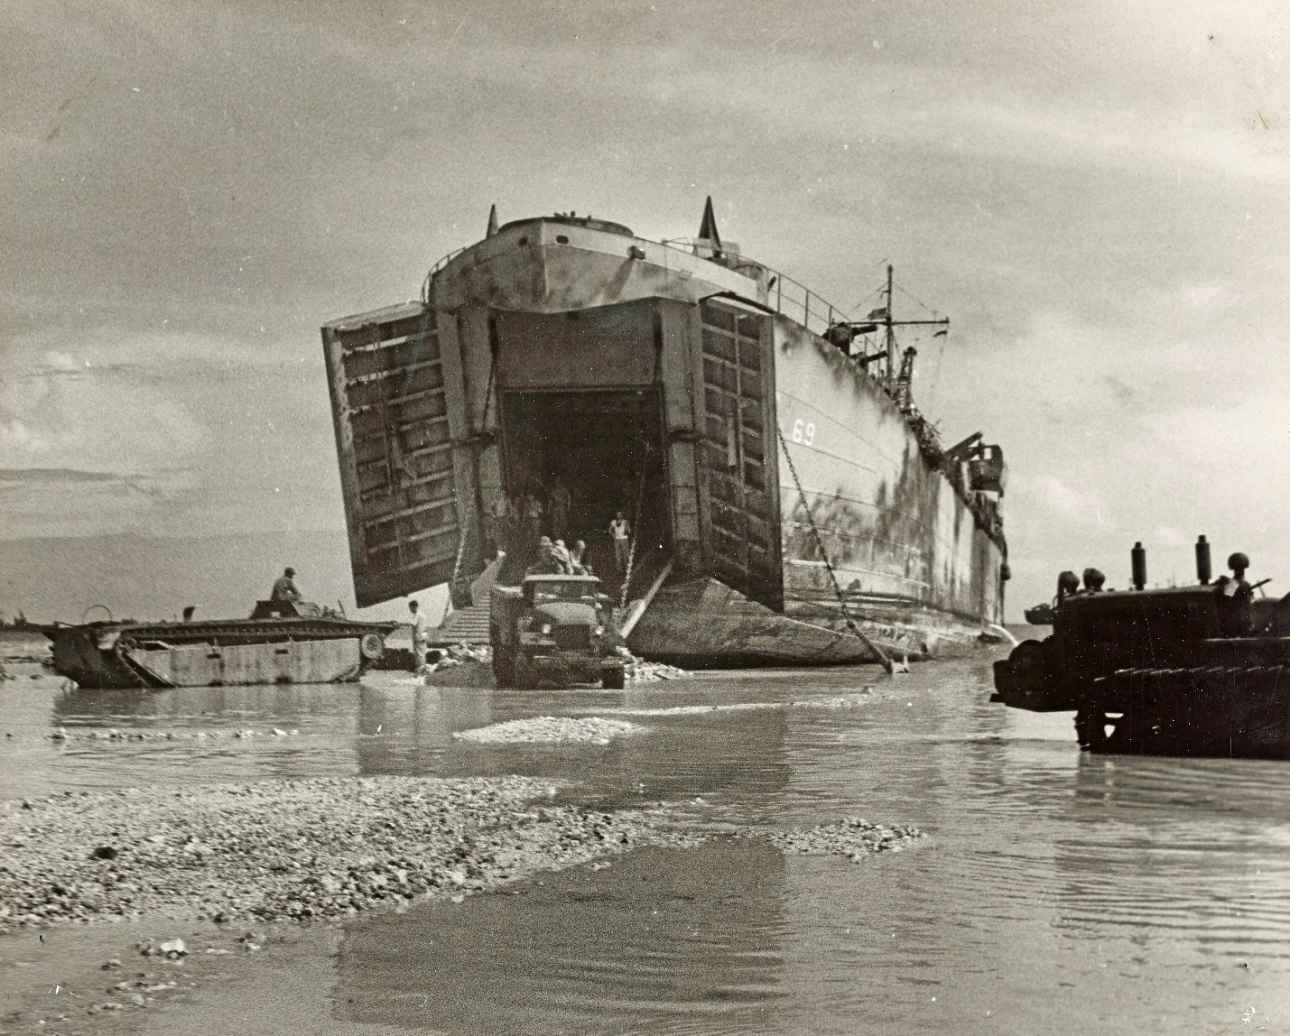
xmin=323 ymin=302 xmax=468 ymax=607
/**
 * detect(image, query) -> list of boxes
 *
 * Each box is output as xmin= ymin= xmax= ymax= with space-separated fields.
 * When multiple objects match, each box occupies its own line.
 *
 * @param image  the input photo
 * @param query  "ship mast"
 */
xmin=885 ymin=264 xmax=895 ymax=378
xmin=881 ymin=264 xmax=949 ymax=384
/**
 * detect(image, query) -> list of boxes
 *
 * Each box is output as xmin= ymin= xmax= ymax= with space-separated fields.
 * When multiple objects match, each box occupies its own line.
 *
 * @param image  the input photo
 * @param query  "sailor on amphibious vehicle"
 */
xmin=271 ymin=566 xmax=301 ymax=602
xmin=1214 ymin=552 xmax=1255 ymax=636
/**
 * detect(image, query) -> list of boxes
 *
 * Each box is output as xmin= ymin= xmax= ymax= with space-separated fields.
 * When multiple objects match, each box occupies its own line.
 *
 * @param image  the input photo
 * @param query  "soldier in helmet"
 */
xmin=1056 ymin=570 xmax=1080 ymax=602
xmin=1081 ymin=567 xmax=1106 ymax=593
xmin=271 ymin=566 xmax=301 ymax=602
xmin=1214 ymin=552 xmax=1254 ymax=635
xmin=528 ymin=536 xmax=567 ymax=575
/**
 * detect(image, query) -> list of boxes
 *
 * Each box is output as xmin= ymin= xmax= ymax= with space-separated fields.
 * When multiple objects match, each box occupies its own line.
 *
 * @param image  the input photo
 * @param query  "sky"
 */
xmin=2 ymin=0 xmax=1288 ymax=620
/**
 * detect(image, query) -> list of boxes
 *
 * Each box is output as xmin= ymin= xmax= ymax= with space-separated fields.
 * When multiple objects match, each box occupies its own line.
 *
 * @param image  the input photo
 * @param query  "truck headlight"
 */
xmin=539 ymin=623 xmax=552 ymax=636
xmin=593 ymin=625 xmax=605 ymax=637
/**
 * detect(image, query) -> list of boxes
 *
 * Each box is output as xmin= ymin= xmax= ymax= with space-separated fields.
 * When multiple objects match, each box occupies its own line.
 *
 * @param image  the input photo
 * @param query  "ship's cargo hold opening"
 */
xmin=498 ymin=389 xmax=669 ymax=584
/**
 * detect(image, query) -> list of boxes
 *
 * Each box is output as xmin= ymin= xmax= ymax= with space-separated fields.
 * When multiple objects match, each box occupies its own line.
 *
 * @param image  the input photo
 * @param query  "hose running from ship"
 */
xmin=619 ymin=324 xmax=668 ymax=612
xmin=444 ymin=521 xmax=473 ymax=621
xmin=618 ymin=442 xmax=650 ymax=612
xmin=774 ymin=422 xmax=902 ymax=674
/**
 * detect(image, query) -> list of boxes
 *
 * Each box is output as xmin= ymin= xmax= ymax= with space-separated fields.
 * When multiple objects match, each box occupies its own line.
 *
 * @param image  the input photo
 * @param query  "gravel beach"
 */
xmin=419 ymin=649 xmax=688 ymax=688
xmin=0 ymin=776 xmax=700 ymax=934
xmin=763 ymin=817 xmax=925 ymax=860
xmin=603 ymin=691 xmax=876 ymax=717
xmin=451 ymin=715 xmax=646 ymax=744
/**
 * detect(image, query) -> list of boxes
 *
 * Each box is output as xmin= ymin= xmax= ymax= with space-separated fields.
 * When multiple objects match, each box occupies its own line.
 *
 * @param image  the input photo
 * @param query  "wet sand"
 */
xmin=3 ymin=636 xmax=1288 ymax=1033
xmin=0 ymin=776 xmax=698 ymax=932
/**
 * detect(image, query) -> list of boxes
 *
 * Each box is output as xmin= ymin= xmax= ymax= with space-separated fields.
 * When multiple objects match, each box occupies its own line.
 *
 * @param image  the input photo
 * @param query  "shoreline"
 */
xmin=0 ymin=774 xmax=703 ymax=1031
xmin=0 ymin=768 xmax=923 ymax=1032
xmin=0 ymin=775 xmax=701 ymax=935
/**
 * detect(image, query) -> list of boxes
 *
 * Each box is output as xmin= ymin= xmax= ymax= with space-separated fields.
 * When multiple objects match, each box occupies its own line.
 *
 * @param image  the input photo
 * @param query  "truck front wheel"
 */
xmin=602 ymin=666 xmax=625 ymax=690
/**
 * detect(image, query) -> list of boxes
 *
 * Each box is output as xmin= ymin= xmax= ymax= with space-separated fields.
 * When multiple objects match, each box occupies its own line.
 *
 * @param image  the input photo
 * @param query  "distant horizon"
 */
xmin=0 ymin=529 xmax=443 ymax=626
xmin=0 ymin=526 xmax=348 ymax=544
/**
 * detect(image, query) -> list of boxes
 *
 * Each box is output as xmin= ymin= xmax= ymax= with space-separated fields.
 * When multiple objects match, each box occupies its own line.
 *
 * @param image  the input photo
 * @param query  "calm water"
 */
xmin=3 ymin=637 xmax=1289 ymax=1033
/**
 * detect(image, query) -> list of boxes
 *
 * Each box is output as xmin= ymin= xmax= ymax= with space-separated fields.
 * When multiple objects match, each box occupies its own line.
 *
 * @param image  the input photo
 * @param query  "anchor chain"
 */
xmin=618 ymin=444 xmax=651 ymax=612
xmin=444 ymin=519 xmax=474 ymax=619
xmin=774 ymin=421 xmax=901 ymax=674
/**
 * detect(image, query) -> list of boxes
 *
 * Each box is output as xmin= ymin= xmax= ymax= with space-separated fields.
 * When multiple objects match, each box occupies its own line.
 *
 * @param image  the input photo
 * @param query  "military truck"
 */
xmin=490 ymin=573 xmax=626 ymax=689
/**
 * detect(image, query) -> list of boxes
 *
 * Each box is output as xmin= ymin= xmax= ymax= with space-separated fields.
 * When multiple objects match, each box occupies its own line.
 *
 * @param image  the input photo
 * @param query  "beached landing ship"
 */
xmin=322 ymin=201 xmax=1008 ymax=666
xmin=993 ymin=539 xmax=1290 ymax=758
xmin=43 ymin=600 xmax=397 ymax=689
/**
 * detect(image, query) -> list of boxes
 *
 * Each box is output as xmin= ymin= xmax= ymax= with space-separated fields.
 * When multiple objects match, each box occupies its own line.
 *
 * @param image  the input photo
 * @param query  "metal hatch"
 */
xmin=322 ymin=302 xmax=462 ymax=607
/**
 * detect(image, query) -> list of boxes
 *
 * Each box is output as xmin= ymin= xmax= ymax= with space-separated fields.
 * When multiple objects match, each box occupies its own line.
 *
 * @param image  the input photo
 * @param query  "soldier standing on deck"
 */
xmin=609 ymin=511 xmax=631 ymax=575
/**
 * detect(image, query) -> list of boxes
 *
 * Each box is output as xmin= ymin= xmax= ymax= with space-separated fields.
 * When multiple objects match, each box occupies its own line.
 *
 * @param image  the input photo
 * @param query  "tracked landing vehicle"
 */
xmin=993 ymin=539 xmax=1290 ymax=758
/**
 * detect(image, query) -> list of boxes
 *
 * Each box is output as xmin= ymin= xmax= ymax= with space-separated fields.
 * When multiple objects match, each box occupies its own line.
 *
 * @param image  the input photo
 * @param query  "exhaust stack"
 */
xmin=1131 ymin=541 xmax=1147 ymax=591
xmin=1195 ymin=535 xmax=1212 ymax=585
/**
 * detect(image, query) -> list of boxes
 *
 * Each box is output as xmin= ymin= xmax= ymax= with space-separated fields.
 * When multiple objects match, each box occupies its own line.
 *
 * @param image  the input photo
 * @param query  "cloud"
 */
xmin=0 ymin=416 xmax=51 ymax=456
xmin=1013 ymin=473 xmax=1114 ymax=530
xmin=1151 ymin=525 xmax=1191 ymax=549
xmin=0 ymin=360 xmax=207 ymax=474
xmin=0 ymin=467 xmax=128 ymax=484
xmin=0 ymin=327 xmax=342 ymax=540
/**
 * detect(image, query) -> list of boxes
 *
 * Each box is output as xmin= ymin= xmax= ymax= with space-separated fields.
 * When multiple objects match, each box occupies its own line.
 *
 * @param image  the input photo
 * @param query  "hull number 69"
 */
xmin=791 ymin=418 xmax=816 ymax=446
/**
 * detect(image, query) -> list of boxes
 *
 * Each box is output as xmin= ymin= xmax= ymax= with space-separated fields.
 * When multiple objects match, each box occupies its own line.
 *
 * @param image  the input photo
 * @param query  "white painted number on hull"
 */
xmin=791 ymin=418 xmax=816 ymax=446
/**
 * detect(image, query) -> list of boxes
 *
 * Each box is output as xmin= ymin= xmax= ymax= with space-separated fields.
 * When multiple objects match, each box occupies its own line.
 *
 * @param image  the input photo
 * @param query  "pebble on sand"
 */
xmin=764 ymin=817 xmax=925 ymax=860
xmin=452 ymin=716 xmax=645 ymax=744
xmin=0 ymin=775 xmax=694 ymax=933
xmin=420 ymin=644 xmax=689 ymax=687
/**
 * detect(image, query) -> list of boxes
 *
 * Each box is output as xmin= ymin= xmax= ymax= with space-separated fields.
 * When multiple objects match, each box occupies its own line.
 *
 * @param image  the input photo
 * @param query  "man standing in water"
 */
xmin=271 ymin=567 xmax=301 ymax=602
xmin=408 ymin=599 xmax=428 ymax=671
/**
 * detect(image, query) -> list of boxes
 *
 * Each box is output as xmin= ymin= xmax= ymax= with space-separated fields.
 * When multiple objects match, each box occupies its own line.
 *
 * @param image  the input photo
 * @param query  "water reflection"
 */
xmin=4 ymin=653 xmax=1290 ymax=1031
xmin=334 ymin=842 xmax=790 ymax=1035
xmin=352 ymin=683 xmax=493 ymax=779
xmin=1056 ymin=755 xmax=1290 ymax=962
xmin=321 ymin=660 xmax=1290 ymax=1033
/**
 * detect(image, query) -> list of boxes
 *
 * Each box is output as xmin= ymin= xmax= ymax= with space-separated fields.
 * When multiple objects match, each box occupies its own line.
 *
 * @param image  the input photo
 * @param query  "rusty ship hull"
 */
xmin=322 ymin=210 xmax=1007 ymax=666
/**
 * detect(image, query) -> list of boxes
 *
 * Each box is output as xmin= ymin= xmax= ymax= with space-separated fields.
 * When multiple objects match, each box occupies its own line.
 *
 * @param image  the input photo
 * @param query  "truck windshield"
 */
xmin=531 ymin=583 xmax=600 ymax=604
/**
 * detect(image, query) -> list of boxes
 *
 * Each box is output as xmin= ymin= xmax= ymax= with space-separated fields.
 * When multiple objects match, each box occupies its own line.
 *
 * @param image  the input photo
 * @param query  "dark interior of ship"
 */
xmin=499 ymin=389 xmax=669 ymax=585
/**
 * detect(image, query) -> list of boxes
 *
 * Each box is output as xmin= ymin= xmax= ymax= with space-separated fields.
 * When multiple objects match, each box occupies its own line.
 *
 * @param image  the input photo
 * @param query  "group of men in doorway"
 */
xmin=486 ymin=479 xmax=635 ymax=579
xmin=486 ymin=478 xmax=574 ymax=554
xmin=528 ymin=508 xmax=631 ymax=578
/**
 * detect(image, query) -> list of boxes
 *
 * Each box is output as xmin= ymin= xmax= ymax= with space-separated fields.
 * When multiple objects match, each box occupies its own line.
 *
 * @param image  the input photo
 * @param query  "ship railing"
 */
xmin=421 ymin=247 xmax=468 ymax=302
xmin=767 ymin=272 xmax=852 ymax=340
xmin=657 ymin=237 xmax=853 ymax=341
xmin=422 ymin=231 xmax=860 ymax=342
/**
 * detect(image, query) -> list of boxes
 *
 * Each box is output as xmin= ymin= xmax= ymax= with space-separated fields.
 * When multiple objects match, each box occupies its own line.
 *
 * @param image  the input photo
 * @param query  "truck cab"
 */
xmin=490 ymin=574 xmax=626 ymax=689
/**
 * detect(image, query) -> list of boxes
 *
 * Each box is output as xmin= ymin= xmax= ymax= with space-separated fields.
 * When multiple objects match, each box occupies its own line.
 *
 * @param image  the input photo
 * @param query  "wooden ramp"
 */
xmin=431 ymin=603 xmax=491 ymax=646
